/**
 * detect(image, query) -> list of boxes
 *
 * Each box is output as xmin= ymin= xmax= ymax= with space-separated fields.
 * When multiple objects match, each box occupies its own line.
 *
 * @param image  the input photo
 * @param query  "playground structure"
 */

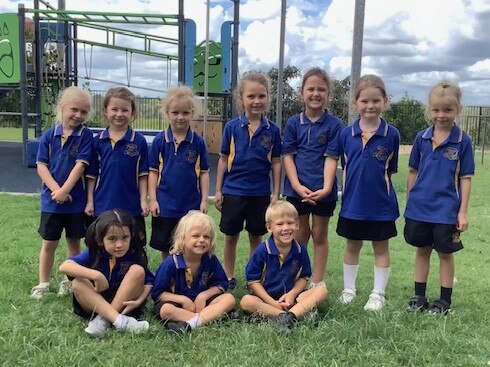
xmin=0 ymin=0 xmax=240 ymax=166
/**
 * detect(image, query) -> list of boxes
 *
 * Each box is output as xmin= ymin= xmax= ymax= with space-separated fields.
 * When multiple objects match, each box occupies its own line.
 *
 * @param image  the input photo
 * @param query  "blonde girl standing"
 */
xmin=214 ymin=71 xmax=282 ymax=289
xmin=404 ymin=80 xmax=474 ymax=315
xmin=31 ymin=86 xmax=93 ymax=299
xmin=336 ymin=74 xmax=400 ymax=311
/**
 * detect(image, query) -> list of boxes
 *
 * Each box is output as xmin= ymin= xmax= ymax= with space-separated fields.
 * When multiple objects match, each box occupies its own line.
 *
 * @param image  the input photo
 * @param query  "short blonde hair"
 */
xmin=265 ymin=200 xmax=299 ymax=224
xmin=55 ymin=86 xmax=92 ymax=123
xmin=170 ymin=211 xmax=216 ymax=255
xmin=427 ymin=80 xmax=463 ymax=119
xmin=161 ymin=85 xmax=200 ymax=117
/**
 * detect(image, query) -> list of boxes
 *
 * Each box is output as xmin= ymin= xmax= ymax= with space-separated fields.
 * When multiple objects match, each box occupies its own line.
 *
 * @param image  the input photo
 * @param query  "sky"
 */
xmin=2 ymin=0 xmax=490 ymax=105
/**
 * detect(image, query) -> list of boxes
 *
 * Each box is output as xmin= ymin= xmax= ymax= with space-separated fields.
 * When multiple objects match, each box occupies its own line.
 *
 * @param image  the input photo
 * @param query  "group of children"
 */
xmin=30 ymin=67 xmax=474 ymax=337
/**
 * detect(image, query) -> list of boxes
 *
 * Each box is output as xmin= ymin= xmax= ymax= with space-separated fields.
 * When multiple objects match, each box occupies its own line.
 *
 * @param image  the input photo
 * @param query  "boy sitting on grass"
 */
xmin=240 ymin=201 xmax=328 ymax=331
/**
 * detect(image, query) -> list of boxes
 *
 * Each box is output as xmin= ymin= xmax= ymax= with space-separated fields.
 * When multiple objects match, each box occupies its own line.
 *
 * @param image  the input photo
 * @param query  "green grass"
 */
xmin=0 ymin=156 xmax=489 ymax=366
xmin=0 ymin=127 xmax=35 ymax=142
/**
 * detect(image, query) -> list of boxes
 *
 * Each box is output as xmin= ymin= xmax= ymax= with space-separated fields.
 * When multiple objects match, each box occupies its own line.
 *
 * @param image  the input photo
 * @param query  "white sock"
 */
xmin=112 ymin=314 xmax=128 ymax=329
xmin=186 ymin=315 xmax=200 ymax=330
xmin=373 ymin=266 xmax=391 ymax=295
xmin=343 ymin=263 xmax=359 ymax=291
xmin=39 ymin=282 xmax=50 ymax=288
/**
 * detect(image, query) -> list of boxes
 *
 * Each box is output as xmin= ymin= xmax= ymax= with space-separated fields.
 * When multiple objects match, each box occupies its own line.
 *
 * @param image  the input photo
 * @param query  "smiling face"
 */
xmin=353 ymin=86 xmax=387 ymax=122
xmin=300 ymin=75 xmax=329 ymax=114
xmin=239 ymin=80 xmax=269 ymax=120
xmin=166 ymin=99 xmax=194 ymax=133
xmin=267 ymin=214 xmax=299 ymax=247
xmin=103 ymin=97 xmax=135 ymax=129
xmin=429 ymin=96 xmax=461 ymax=130
xmin=102 ymin=225 xmax=131 ymax=258
xmin=183 ymin=224 xmax=212 ymax=256
xmin=60 ymin=97 xmax=90 ymax=130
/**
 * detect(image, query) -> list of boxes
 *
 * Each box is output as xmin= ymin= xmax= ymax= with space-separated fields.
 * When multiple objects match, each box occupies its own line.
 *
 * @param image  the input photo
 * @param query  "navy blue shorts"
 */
xmin=149 ymin=216 xmax=180 ymax=252
xmin=219 ymin=194 xmax=270 ymax=236
xmin=404 ymin=218 xmax=463 ymax=254
xmin=336 ymin=216 xmax=397 ymax=241
xmin=38 ymin=212 xmax=86 ymax=241
xmin=286 ymin=196 xmax=336 ymax=217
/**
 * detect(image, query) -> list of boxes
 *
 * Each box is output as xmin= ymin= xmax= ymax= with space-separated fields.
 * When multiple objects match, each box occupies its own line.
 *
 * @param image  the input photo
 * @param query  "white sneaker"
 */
xmin=118 ymin=316 xmax=149 ymax=334
xmin=85 ymin=315 xmax=111 ymax=338
xmin=30 ymin=284 xmax=50 ymax=300
xmin=364 ymin=292 xmax=386 ymax=311
xmin=339 ymin=288 xmax=356 ymax=304
xmin=58 ymin=279 xmax=72 ymax=296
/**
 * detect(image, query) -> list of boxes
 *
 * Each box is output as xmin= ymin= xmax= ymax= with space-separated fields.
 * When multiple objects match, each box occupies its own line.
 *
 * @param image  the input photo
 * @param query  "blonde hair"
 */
xmin=103 ymin=87 xmax=138 ymax=121
xmin=161 ymin=85 xmax=200 ymax=117
xmin=427 ymin=80 xmax=463 ymax=119
xmin=55 ymin=86 xmax=92 ymax=123
xmin=234 ymin=71 xmax=271 ymax=115
xmin=170 ymin=211 xmax=216 ymax=255
xmin=352 ymin=74 xmax=390 ymax=109
xmin=265 ymin=200 xmax=299 ymax=224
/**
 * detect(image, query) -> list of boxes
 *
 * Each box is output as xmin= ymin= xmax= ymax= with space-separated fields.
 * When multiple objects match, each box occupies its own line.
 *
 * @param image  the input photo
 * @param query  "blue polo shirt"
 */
xmin=404 ymin=125 xmax=475 ymax=225
xmin=149 ymin=127 xmax=209 ymax=218
xmin=338 ymin=118 xmax=400 ymax=221
xmin=282 ymin=111 xmax=343 ymax=202
xmin=68 ymin=249 xmax=154 ymax=290
xmin=151 ymin=253 xmax=229 ymax=302
xmin=36 ymin=123 xmax=93 ymax=213
xmin=245 ymin=236 xmax=311 ymax=297
xmin=87 ymin=128 xmax=149 ymax=216
xmin=220 ymin=114 xmax=282 ymax=196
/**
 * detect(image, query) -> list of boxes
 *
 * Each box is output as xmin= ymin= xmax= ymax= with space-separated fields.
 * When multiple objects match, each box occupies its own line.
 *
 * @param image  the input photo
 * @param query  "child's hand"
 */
xmin=194 ymin=293 xmax=208 ymax=312
xmin=200 ymin=200 xmax=209 ymax=214
xmin=456 ymin=212 xmax=469 ymax=232
xmin=51 ymin=188 xmax=70 ymax=204
xmin=277 ymin=293 xmax=295 ymax=310
xmin=295 ymin=185 xmax=316 ymax=205
xmin=93 ymin=271 xmax=109 ymax=292
xmin=270 ymin=193 xmax=280 ymax=204
xmin=140 ymin=200 xmax=149 ymax=217
xmin=149 ymin=201 xmax=160 ymax=217
xmin=84 ymin=202 xmax=94 ymax=216
xmin=266 ymin=298 xmax=284 ymax=311
xmin=214 ymin=191 xmax=223 ymax=212
xmin=121 ymin=299 xmax=143 ymax=315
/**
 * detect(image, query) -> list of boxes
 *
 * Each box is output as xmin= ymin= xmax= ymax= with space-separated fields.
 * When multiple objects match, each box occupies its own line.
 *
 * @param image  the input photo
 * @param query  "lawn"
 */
xmin=0 ymin=155 xmax=489 ymax=366
xmin=0 ymin=127 xmax=35 ymax=142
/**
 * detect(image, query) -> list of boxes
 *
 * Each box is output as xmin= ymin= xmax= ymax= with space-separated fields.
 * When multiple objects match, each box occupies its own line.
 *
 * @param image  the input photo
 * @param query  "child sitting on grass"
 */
xmin=240 ymin=201 xmax=328 ymax=332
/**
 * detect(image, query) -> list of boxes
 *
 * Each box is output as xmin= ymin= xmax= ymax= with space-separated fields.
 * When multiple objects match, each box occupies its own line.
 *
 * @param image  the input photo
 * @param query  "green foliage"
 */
xmin=267 ymin=65 xmax=303 ymax=129
xmin=384 ymin=93 xmax=428 ymax=144
xmin=330 ymin=76 xmax=350 ymax=123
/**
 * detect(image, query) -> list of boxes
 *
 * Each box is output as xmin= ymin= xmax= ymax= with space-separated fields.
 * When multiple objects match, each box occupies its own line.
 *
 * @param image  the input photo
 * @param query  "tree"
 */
xmin=384 ymin=93 xmax=427 ymax=144
xmin=267 ymin=66 xmax=303 ymax=130
xmin=330 ymin=76 xmax=350 ymax=124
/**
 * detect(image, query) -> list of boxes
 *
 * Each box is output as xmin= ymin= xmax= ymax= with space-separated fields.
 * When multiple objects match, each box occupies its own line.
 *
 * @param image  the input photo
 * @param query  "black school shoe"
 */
xmin=427 ymin=299 xmax=451 ymax=315
xmin=166 ymin=321 xmax=191 ymax=335
xmin=227 ymin=278 xmax=237 ymax=292
xmin=406 ymin=295 xmax=429 ymax=313
xmin=270 ymin=311 xmax=297 ymax=332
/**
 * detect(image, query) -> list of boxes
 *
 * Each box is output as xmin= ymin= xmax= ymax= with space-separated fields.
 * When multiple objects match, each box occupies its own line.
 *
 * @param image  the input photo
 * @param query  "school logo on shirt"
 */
xmin=118 ymin=261 xmax=132 ymax=275
xmin=125 ymin=143 xmax=140 ymax=157
xmin=186 ymin=149 xmax=198 ymax=163
xmin=373 ymin=146 xmax=389 ymax=161
xmin=318 ymin=133 xmax=328 ymax=145
xmin=199 ymin=271 xmax=211 ymax=287
xmin=444 ymin=147 xmax=459 ymax=160
xmin=290 ymin=259 xmax=300 ymax=274
xmin=69 ymin=144 xmax=79 ymax=158
xmin=260 ymin=134 xmax=273 ymax=149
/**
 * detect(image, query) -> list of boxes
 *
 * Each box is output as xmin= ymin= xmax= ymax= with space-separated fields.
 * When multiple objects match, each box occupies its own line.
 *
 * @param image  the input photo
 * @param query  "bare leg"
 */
xmin=159 ymin=303 xmax=198 ymax=322
xmin=223 ymin=234 xmax=239 ymax=279
xmin=248 ymin=233 xmax=262 ymax=258
xmin=198 ymin=293 xmax=236 ymax=325
xmin=39 ymin=240 xmax=59 ymax=283
xmin=372 ymin=240 xmax=390 ymax=268
xmin=344 ymin=239 xmax=362 ymax=265
xmin=66 ymin=237 xmax=81 ymax=258
xmin=110 ymin=265 xmax=145 ymax=312
xmin=289 ymin=285 xmax=328 ymax=318
xmin=414 ymin=246 xmax=432 ymax=283
xmin=72 ymin=278 xmax=120 ymax=323
xmin=438 ymin=252 xmax=454 ymax=288
xmin=310 ymin=215 xmax=330 ymax=283
xmin=240 ymin=294 xmax=284 ymax=317
xmin=295 ymin=215 xmax=311 ymax=245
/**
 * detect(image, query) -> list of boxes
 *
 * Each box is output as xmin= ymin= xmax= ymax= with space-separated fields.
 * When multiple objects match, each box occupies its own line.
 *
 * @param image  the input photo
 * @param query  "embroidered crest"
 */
xmin=290 ymin=259 xmax=299 ymax=274
xmin=443 ymin=147 xmax=459 ymax=160
xmin=199 ymin=271 xmax=211 ymax=287
xmin=119 ymin=261 xmax=132 ymax=275
xmin=186 ymin=149 xmax=198 ymax=163
xmin=260 ymin=133 xmax=273 ymax=149
xmin=69 ymin=144 xmax=79 ymax=158
xmin=318 ymin=133 xmax=328 ymax=145
xmin=125 ymin=143 xmax=139 ymax=157
xmin=373 ymin=145 xmax=389 ymax=161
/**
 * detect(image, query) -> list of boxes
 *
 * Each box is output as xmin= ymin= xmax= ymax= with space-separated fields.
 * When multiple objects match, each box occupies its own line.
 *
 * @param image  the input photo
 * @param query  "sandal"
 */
xmin=428 ymin=298 xmax=451 ymax=315
xmin=406 ymin=295 xmax=429 ymax=312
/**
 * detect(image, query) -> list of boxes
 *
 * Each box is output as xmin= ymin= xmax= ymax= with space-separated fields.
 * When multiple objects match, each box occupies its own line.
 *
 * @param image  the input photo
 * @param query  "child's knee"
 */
xmin=240 ymin=294 xmax=256 ymax=312
xmin=127 ymin=264 xmax=145 ymax=280
xmin=159 ymin=302 xmax=177 ymax=319
xmin=221 ymin=293 xmax=236 ymax=308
